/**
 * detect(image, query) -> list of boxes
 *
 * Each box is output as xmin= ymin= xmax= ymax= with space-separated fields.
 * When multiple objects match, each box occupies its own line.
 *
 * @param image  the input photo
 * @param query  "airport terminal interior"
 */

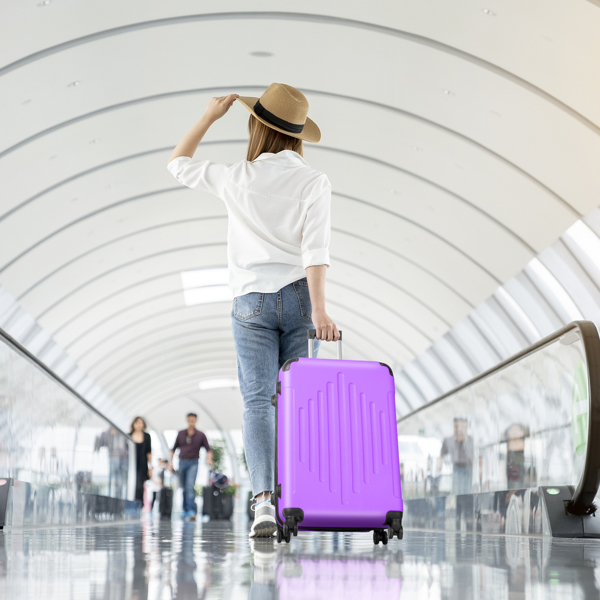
xmin=2 ymin=1 xmax=600 ymax=598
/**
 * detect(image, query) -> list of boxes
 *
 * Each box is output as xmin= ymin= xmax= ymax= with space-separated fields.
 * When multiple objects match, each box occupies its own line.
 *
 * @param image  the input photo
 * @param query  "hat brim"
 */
xmin=236 ymin=96 xmax=321 ymax=143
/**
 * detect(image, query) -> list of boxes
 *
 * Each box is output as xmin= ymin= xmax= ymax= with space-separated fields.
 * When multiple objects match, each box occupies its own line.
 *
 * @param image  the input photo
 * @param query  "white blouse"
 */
xmin=167 ymin=149 xmax=332 ymax=298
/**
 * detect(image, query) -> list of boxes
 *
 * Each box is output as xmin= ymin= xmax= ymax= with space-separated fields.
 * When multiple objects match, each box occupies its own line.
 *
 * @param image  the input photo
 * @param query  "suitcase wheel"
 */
xmin=373 ymin=529 xmax=388 ymax=545
xmin=277 ymin=526 xmax=282 ymax=544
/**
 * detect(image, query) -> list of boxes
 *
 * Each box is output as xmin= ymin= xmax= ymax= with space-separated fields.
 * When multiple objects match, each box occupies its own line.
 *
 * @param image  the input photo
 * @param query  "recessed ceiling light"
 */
xmin=482 ymin=8 xmax=496 ymax=15
xmin=68 ymin=81 xmax=81 ymax=87
xmin=199 ymin=378 xmax=239 ymax=391
xmin=443 ymin=89 xmax=454 ymax=96
xmin=184 ymin=287 xmax=232 ymax=306
xmin=38 ymin=0 xmax=51 ymax=5
xmin=89 ymin=138 xmax=100 ymax=144
xmin=250 ymin=51 xmax=274 ymax=57
xmin=413 ymin=146 xmax=424 ymax=152
xmin=181 ymin=267 xmax=232 ymax=306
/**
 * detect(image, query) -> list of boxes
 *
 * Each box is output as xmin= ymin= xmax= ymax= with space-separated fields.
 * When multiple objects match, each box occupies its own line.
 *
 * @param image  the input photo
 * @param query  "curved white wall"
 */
xmin=1 ymin=2 xmax=599 ymax=429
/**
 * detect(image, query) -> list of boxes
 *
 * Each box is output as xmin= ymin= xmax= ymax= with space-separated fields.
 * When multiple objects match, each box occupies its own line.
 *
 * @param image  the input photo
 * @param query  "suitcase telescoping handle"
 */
xmin=307 ymin=329 xmax=343 ymax=360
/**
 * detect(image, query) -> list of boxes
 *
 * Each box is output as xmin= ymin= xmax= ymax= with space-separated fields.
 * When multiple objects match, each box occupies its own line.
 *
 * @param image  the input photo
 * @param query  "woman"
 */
xmin=167 ymin=83 xmax=340 ymax=538
xmin=130 ymin=416 xmax=152 ymax=504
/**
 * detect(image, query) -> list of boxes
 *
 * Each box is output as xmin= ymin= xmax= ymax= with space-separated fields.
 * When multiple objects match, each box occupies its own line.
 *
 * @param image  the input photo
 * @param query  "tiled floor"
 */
xmin=1 ymin=514 xmax=600 ymax=599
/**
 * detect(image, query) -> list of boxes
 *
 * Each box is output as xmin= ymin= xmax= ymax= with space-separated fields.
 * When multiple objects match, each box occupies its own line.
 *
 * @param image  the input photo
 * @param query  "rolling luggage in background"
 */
xmin=202 ymin=472 xmax=234 ymax=520
xmin=159 ymin=487 xmax=173 ymax=518
xmin=271 ymin=330 xmax=403 ymax=545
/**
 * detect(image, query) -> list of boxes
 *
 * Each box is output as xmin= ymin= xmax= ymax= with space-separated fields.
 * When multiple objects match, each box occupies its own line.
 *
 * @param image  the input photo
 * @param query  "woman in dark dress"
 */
xmin=130 ymin=416 xmax=152 ymax=504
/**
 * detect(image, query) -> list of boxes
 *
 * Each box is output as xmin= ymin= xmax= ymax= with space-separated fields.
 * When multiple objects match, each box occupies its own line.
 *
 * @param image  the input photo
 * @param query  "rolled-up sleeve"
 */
xmin=301 ymin=177 xmax=332 ymax=268
xmin=167 ymin=155 xmax=235 ymax=199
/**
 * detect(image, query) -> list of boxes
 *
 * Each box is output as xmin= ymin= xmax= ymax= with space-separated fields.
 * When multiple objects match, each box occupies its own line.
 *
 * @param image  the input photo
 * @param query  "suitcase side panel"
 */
xmin=276 ymin=358 xmax=403 ymax=529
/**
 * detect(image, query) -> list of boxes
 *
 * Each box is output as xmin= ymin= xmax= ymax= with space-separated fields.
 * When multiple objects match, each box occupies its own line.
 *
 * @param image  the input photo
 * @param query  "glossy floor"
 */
xmin=2 ymin=515 xmax=600 ymax=599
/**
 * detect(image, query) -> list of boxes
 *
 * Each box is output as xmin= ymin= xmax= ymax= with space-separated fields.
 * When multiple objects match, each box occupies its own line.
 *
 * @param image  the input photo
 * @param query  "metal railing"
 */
xmin=397 ymin=321 xmax=600 ymax=513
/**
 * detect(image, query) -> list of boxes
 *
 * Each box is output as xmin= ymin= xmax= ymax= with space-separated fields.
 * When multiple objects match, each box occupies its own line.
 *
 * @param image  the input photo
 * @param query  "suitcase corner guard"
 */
xmin=379 ymin=362 xmax=394 ymax=376
xmin=281 ymin=358 xmax=299 ymax=372
xmin=282 ymin=507 xmax=304 ymax=530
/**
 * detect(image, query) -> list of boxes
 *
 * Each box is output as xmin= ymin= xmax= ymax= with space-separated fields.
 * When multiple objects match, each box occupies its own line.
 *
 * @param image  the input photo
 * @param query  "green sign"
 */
xmin=571 ymin=360 xmax=589 ymax=457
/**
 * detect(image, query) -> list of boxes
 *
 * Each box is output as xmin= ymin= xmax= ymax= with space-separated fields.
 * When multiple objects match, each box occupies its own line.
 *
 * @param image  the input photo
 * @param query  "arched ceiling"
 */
xmin=1 ymin=1 xmax=600 ymax=431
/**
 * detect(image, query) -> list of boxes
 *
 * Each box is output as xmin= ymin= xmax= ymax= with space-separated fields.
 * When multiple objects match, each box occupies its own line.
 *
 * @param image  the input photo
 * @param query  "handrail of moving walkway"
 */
xmin=397 ymin=321 xmax=600 ymax=515
xmin=0 ymin=327 xmax=132 ymax=442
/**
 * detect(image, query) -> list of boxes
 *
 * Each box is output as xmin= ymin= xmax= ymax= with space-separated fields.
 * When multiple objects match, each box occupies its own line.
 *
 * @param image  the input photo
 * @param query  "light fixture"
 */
xmin=89 ymin=138 xmax=100 ymax=144
xmin=22 ymin=99 xmax=32 ymax=105
xmin=482 ymin=8 xmax=496 ymax=15
xmin=250 ymin=51 xmax=274 ymax=57
xmin=68 ymin=81 xmax=81 ymax=87
xmin=38 ymin=0 xmax=51 ymax=5
xmin=413 ymin=146 xmax=424 ymax=152
xmin=443 ymin=89 xmax=454 ymax=96
xmin=181 ymin=267 xmax=232 ymax=306
xmin=565 ymin=220 xmax=600 ymax=260
xmin=199 ymin=378 xmax=239 ymax=391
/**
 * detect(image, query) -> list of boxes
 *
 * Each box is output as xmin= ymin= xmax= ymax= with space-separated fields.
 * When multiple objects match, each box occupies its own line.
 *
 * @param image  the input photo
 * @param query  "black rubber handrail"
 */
xmin=0 ymin=327 xmax=133 ymax=442
xmin=397 ymin=320 xmax=600 ymax=513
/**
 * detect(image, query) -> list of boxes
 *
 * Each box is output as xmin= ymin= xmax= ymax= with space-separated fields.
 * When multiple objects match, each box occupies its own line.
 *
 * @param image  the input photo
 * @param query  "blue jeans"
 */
xmin=178 ymin=459 xmax=199 ymax=513
xmin=232 ymin=278 xmax=320 ymax=498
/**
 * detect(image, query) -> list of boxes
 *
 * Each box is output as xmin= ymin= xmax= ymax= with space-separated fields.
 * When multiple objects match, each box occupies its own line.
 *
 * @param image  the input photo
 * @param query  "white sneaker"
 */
xmin=249 ymin=500 xmax=277 ymax=538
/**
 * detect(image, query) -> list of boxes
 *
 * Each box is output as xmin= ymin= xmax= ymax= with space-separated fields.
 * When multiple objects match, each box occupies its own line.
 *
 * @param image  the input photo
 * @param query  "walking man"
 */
xmin=169 ymin=413 xmax=213 ymax=520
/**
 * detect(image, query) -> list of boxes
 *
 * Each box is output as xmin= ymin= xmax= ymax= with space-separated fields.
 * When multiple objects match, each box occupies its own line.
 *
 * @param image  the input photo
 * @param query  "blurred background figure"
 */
xmin=439 ymin=416 xmax=473 ymax=495
xmin=95 ymin=426 xmax=129 ymax=499
xmin=169 ymin=412 xmax=213 ymax=521
xmin=130 ymin=416 xmax=152 ymax=505
xmin=504 ymin=423 xmax=532 ymax=489
xmin=149 ymin=458 xmax=169 ymax=511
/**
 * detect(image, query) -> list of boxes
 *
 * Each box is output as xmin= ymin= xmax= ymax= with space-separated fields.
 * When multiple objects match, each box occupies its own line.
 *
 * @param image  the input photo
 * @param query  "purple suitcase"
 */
xmin=271 ymin=330 xmax=403 ymax=545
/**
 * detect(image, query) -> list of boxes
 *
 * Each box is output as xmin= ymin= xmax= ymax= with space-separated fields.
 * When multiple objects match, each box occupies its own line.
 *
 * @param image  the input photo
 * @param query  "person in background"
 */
xmin=504 ymin=423 xmax=531 ymax=489
xmin=439 ymin=416 xmax=473 ymax=495
xmin=94 ymin=426 xmax=129 ymax=499
xmin=169 ymin=413 xmax=213 ymax=521
xmin=130 ymin=416 xmax=152 ymax=505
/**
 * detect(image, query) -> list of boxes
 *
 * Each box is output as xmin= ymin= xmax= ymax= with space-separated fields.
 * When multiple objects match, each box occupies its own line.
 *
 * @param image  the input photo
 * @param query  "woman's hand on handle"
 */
xmin=305 ymin=264 xmax=339 ymax=342
xmin=312 ymin=309 xmax=340 ymax=342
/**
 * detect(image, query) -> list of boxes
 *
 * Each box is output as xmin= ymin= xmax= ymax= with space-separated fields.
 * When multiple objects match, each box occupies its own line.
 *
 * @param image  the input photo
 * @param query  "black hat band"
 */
xmin=253 ymin=99 xmax=305 ymax=134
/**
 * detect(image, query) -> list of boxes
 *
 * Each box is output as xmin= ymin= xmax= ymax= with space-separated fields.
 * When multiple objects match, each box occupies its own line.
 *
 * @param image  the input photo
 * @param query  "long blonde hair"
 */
xmin=246 ymin=114 xmax=304 ymax=162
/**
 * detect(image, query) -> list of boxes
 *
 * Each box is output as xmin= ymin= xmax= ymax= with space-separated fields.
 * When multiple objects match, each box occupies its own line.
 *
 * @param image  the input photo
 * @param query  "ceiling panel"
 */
xmin=1 ymin=1 xmax=598 ymax=430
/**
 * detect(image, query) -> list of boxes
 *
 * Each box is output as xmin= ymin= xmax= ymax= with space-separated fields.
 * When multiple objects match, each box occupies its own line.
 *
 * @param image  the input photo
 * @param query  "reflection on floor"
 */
xmin=1 ymin=514 xmax=600 ymax=599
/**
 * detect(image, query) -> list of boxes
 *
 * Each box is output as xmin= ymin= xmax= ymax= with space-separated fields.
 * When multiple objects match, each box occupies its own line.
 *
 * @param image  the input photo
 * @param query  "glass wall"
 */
xmin=397 ymin=324 xmax=595 ymax=501
xmin=0 ymin=330 xmax=136 ymax=525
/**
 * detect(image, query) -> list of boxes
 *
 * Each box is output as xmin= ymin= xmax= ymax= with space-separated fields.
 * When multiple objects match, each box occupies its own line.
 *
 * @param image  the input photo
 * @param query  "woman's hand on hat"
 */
xmin=204 ymin=94 xmax=240 ymax=122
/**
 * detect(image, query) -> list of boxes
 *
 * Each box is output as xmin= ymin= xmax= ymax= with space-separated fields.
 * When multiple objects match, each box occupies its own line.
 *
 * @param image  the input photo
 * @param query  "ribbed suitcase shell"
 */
xmin=275 ymin=357 xmax=403 ymax=530
xmin=276 ymin=556 xmax=403 ymax=598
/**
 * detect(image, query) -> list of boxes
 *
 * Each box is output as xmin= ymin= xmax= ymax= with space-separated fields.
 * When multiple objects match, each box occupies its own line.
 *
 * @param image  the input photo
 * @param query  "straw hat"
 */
xmin=237 ymin=83 xmax=321 ymax=143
